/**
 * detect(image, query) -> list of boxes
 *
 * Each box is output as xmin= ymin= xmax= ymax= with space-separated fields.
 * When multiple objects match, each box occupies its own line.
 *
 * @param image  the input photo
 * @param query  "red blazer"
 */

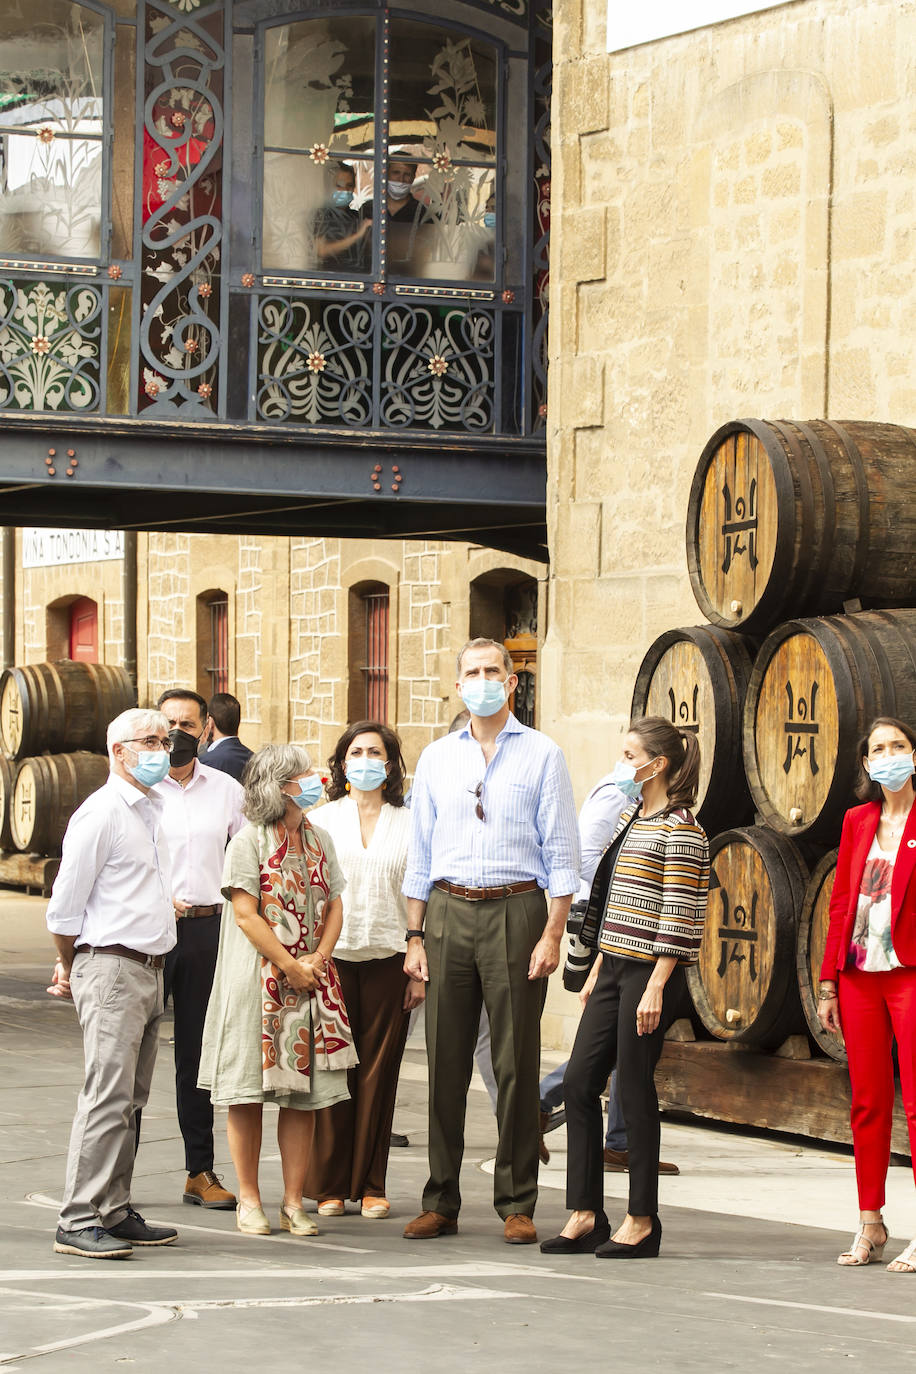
xmin=820 ymin=800 xmax=916 ymax=977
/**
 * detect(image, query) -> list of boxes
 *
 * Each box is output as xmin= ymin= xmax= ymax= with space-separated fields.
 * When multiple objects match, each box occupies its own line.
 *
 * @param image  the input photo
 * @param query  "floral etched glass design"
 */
xmin=262 ymin=16 xmax=375 ymax=274
xmin=388 ymin=20 xmax=497 ymax=282
xmin=0 ymin=1 xmax=105 ymax=260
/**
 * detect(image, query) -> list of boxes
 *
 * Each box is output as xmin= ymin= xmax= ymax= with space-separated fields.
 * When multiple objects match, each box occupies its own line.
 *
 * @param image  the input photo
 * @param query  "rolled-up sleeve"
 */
xmin=536 ymin=747 xmax=580 ymax=899
xmin=402 ymin=753 xmax=436 ymax=900
xmin=45 ymin=805 xmax=113 ymax=936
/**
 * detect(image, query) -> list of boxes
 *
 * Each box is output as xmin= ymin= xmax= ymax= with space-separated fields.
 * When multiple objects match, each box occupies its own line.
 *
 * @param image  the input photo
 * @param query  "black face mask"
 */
xmin=169 ymin=727 xmax=201 ymax=767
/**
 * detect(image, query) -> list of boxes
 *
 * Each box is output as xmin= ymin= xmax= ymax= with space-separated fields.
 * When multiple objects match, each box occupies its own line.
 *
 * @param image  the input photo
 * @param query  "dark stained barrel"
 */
xmin=743 ymin=609 xmax=916 ymax=844
xmin=686 ymin=826 xmax=808 ymax=1049
xmin=797 ymin=850 xmax=846 ymax=1061
xmin=630 ymin=625 xmax=755 ymax=836
xmin=0 ymin=662 xmax=135 ymax=760
xmin=687 ymin=419 xmax=916 ymax=634
xmin=0 ymin=755 xmax=14 ymax=850
xmin=10 ymin=753 xmax=109 ymax=856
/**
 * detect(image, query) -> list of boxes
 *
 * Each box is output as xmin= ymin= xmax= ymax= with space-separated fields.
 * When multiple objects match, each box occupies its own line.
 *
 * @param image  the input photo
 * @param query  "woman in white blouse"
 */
xmin=303 ymin=721 xmax=422 ymax=1217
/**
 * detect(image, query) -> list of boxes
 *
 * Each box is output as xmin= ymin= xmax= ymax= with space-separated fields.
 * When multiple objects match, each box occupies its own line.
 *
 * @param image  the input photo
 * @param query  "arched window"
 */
xmin=196 ymin=589 xmax=229 ymax=698
xmin=348 ymin=580 xmax=389 ymax=722
xmin=469 ymin=570 xmax=538 ymax=728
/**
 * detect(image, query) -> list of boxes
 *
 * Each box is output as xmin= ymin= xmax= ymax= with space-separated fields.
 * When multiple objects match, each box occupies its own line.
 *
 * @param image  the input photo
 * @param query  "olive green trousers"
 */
xmin=422 ymin=885 xmax=548 ymax=1221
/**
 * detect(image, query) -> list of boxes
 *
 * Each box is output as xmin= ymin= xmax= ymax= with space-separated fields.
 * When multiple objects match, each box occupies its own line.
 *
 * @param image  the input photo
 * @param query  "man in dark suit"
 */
xmin=199 ymin=693 xmax=253 ymax=783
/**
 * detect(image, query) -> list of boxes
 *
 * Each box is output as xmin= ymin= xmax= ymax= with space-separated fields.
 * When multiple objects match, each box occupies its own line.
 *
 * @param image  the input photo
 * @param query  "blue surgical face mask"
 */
xmin=867 ymin=754 xmax=916 ymax=792
xmin=126 ymin=748 xmax=171 ymax=787
xmin=483 ymin=211 xmax=496 ymax=229
xmin=288 ymin=774 xmax=324 ymax=810
xmin=611 ymin=757 xmax=658 ymax=801
xmin=346 ymin=758 xmax=388 ymax=792
xmin=331 ymin=188 xmax=352 ymax=207
xmin=460 ymin=676 xmax=508 ymax=718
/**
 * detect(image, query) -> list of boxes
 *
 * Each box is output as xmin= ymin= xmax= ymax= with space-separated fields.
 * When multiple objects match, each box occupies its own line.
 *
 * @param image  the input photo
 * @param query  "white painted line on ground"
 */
xmin=174 ymin=1283 xmax=516 ymax=1310
xmin=0 ymin=1285 xmax=177 ymax=1365
xmin=0 ymin=1261 xmax=599 ymax=1282
xmin=704 ymin=1292 xmax=916 ymax=1325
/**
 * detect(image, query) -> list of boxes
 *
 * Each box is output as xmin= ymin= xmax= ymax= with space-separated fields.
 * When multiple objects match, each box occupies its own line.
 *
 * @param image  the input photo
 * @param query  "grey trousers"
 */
xmin=59 ymin=949 xmax=165 ymax=1231
xmin=423 ymin=885 xmax=548 ymax=1220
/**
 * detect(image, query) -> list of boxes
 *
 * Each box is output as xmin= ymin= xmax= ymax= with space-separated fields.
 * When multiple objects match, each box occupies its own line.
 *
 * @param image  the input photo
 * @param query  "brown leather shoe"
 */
xmin=538 ymin=1111 xmax=550 ymax=1165
xmin=403 ymin=1210 xmax=458 ymax=1239
xmin=602 ymin=1149 xmax=679 ymax=1176
xmin=184 ymin=1170 xmax=237 ymax=1209
xmin=504 ymin=1214 xmax=537 ymax=1245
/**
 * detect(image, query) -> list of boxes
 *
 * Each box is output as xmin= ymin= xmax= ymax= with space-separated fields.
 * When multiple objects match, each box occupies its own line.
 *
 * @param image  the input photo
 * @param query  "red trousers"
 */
xmin=838 ymin=965 xmax=916 ymax=1210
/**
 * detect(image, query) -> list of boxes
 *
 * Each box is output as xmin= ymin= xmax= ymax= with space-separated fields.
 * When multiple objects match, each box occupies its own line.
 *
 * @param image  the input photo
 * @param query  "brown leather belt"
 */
xmin=176 ymin=904 xmax=220 ymax=918
xmin=433 ymin=879 xmax=540 ymax=902
xmin=76 ymin=943 xmax=167 ymax=970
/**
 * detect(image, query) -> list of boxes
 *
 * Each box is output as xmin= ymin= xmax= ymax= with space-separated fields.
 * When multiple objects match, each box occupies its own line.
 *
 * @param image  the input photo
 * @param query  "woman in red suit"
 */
xmin=819 ymin=716 xmax=916 ymax=1272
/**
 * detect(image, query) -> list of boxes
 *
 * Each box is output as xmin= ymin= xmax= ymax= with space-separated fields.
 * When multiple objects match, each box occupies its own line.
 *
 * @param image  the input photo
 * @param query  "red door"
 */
xmin=69 ymin=598 xmax=99 ymax=662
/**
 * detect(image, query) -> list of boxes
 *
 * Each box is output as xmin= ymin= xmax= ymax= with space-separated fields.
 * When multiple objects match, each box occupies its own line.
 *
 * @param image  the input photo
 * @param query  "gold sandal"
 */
xmin=887 ymin=1238 xmax=916 ymax=1273
xmin=837 ymin=1217 xmax=887 ymax=1266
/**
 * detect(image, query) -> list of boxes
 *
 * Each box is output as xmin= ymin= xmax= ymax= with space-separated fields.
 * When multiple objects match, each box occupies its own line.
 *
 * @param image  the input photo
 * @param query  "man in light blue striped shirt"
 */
xmin=402 ymin=638 xmax=579 ymax=1246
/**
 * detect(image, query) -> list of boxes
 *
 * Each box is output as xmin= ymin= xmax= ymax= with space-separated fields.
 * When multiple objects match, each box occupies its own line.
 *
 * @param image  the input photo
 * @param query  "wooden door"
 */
xmin=69 ymin=598 xmax=98 ymax=663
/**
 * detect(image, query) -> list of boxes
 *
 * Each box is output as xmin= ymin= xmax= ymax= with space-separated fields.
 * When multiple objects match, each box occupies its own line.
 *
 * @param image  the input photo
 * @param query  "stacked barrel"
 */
xmin=631 ymin=419 xmax=916 ymax=1062
xmin=0 ymin=662 xmax=135 ymax=861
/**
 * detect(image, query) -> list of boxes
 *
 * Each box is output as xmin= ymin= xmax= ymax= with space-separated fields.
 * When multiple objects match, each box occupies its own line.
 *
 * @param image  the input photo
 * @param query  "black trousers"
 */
xmin=563 ymin=953 xmax=685 ymax=1217
xmin=163 ymin=913 xmax=220 ymax=1175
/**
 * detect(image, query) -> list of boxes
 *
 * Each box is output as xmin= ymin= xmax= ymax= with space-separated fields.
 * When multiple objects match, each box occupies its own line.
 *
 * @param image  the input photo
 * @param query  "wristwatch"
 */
xmin=817 ymin=982 xmax=837 ymax=999
xmin=405 ymin=929 xmax=425 ymax=942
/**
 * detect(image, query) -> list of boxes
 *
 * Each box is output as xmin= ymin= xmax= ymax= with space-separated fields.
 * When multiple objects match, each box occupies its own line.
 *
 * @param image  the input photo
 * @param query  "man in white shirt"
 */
xmin=47 ymin=707 xmax=178 ymax=1259
xmin=155 ymin=689 xmax=246 ymax=1209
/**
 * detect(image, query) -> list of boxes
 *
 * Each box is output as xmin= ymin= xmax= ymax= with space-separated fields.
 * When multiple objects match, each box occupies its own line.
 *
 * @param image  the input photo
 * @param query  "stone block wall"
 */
xmin=543 ymin=0 xmax=916 ymax=1047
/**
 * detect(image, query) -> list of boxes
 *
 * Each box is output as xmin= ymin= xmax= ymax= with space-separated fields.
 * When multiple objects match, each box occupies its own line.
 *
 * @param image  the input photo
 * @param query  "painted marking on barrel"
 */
xmin=703 ymin=1292 xmax=916 ymax=1325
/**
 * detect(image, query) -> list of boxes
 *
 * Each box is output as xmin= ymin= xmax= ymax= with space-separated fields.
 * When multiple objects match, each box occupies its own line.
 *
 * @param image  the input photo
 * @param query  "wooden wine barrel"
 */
xmin=743 ymin=608 xmax=916 ymax=843
xmin=687 ymin=419 xmax=916 ymax=634
xmin=0 ymin=662 xmax=134 ymax=760
xmin=687 ymin=826 xmax=808 ymax=1049
xmin=10 ymin=752 xmax=109 ymax=856
xmin=631 ymin=625 xmax=755 ymax=837
xmin=797 ymin=850 xmax=846 ymax=1061
xmin=0 ymin=755 xmax=14 ymax=851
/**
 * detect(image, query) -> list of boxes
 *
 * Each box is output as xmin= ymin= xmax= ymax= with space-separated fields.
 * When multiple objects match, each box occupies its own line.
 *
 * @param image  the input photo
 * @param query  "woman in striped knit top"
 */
xmin=541 ymin=717 xmax=709 ymax=1260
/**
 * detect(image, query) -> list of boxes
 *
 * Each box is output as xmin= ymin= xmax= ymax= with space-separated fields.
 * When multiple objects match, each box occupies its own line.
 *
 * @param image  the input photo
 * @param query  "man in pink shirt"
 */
xmin=155 ymin=689 xmax=246 ymax=1209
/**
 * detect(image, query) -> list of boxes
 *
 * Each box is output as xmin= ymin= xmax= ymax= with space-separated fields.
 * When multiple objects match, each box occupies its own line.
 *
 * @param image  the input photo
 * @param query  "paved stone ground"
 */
xmin=1 ymin=893 xmax=915 ymax=1371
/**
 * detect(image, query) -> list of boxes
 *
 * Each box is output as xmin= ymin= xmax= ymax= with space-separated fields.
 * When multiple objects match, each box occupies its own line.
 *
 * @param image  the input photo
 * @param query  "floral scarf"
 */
xmin=256 ymin=819 xmax=357 ymax=1095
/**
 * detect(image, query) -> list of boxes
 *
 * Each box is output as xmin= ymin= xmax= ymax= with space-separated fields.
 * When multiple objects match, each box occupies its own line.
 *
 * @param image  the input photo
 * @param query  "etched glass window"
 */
xmin=0 ymin=0 xmax=105 ymax=260
xmin=262 ymin=16 xmax=376 ymax=274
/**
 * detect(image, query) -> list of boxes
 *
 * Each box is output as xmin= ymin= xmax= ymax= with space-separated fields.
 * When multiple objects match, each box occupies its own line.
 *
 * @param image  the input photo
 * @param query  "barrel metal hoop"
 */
xmin=793 ymin=420 xmax=838 ymax=594
xmin=818 ymin=419 xmax=871 ymax=595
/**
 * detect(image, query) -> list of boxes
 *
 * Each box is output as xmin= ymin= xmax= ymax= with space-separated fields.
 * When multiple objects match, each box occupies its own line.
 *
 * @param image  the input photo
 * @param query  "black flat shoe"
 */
xmin=540 ymin=1213 xmax=611 ymax=1254
xmin=595 ymin=1215 xmax=662 ymax=1259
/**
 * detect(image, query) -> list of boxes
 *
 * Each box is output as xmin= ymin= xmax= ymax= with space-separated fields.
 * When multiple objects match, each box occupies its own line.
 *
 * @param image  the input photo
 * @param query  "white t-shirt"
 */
xmin=849 ymin=833 xmax=902 ymax=973
xmin=307 ymin=796 xmax=411 ymax=961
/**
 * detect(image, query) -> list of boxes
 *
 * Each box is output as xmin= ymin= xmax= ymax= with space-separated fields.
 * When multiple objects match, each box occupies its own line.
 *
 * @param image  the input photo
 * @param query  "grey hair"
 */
xmin=243 ymin=743 xmax=314 ymax=825
xmin=456 ymin=637 xmax=513 ymax=677
xmin=107 ymin=707 xmax=169 ymax=762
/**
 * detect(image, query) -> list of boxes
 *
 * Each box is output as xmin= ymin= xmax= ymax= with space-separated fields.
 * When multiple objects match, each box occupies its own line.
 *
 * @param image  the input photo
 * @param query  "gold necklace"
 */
xmin=880 ymin=802 xmax=912 ymax=836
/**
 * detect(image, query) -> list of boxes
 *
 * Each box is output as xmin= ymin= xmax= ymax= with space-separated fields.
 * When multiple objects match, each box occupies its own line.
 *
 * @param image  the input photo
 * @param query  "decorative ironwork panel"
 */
xmin=0 ymin=277 xmax=102 ymax=411
xmin=138 ymin=0 xmax=227 ymax=413
xmin=381 ymin=301 xmax=493 ymax=432
xmin=256 ymin=294 xmax=374 ymax=426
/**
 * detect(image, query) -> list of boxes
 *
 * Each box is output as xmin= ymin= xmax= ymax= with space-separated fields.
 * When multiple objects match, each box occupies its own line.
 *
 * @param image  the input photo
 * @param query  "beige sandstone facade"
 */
xmin=540 ymin=0 xmax=916 ymax=1045
xmin=10 ymin=531 xmax=543 ymax=774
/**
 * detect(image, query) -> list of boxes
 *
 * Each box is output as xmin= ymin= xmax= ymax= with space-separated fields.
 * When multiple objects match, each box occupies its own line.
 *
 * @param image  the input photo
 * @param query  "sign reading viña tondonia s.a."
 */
xmin=607 ymin=0 xmax=794 ymax=52
xmin=22 ymin=528 xmax=125 ymax=569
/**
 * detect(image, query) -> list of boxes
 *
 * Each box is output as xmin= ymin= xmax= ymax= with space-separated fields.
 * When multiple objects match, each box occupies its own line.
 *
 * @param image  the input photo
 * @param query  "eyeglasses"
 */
xmin=122 ymin=735 xmax=173 ymax=752
xmin=469 ymin=780 xmax=485 ymax=822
